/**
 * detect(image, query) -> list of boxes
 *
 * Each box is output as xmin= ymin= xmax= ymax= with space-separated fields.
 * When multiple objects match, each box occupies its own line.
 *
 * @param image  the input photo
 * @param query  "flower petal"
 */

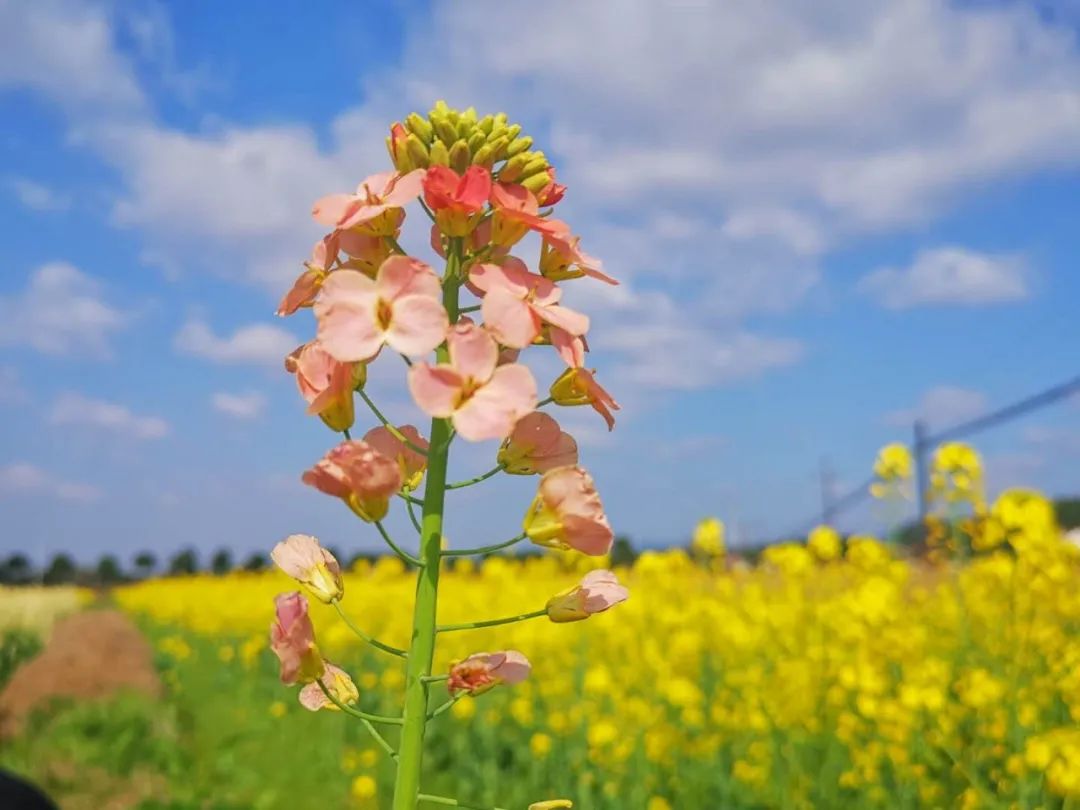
xmin=454 ymin=363 xmax=537 ymax=442
xmin=385 ymin=294 xmax=449 ymax=356
xmin=408 ymin=364 xmax=463 ymax=418
xmin=482 ymin=287 xmax=540 ymax=349
xmin=447 ymin=322 xmax=498 ymax=382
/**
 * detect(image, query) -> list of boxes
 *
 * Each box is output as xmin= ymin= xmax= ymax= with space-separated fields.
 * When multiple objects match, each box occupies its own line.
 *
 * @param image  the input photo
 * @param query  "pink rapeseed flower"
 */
xmin=408 ymin=321 xmax=537 ymax=442
xmin=302 ymin=440 xmax=403 ymax=522
xmin=338 ymin=230 xmax=393 ymax=278
xmin=271 ymin=534 xmax=344 ymax=603
xmin=285 ymin=341 xmax=366 ymax=432
xmin=298 ymin=663 xmax=360 ymax=712
xmin=270 ymin=591 xmax=325 ymax=685
xmin=423 ymin=166 xmax=492 ymax=237
xmin=549 ymin=367 xmax=619 ymax=431
xmin=469 ymin=258 xmax=589 ymax=349
xmin=312 ymin=170 xmax=424 ymax=235
xmin=363 ymin=424 xmax=429 ymax=491
xmin=545 ymin=569 xmax=628 ymax=623
xmin=523 ymin=465 xmax=613 ymax=556
xmin=277 ymin=233 xmax=340 ymax=316
xmin=447 ymin=650 xmax=532 ymax=696
xmin=497 ymin=411 xmax=578 ymax=475
xmin=315 ymin=257 xmax=448 ymax=363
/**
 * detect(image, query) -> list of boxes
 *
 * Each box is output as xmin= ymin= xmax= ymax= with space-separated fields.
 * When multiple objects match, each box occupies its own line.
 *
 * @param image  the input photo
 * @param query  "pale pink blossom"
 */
xmin=523 ymin=466 xmax=613 ymax=556
xmin=448 ymin=650 xmax=532 ymax=696
xmin=363 ymin=424 xmax=429 ymax=491
xmin=312 ymin=170 xmax=424 ymax=234
xmin=423 ymin=166 xmax=491 ymax=236
xmin=315 ymin=257 xmax=448 ymax=362
xmin=469 ymin=258 xmax=589 ymax=349
xmin=270 ymin=591 xmax=324 ymax=685
xmin=546 ymin=570 xmax=628 ymax=623
xmin=277 ymin=234 xmax=339 ymax=316
xmin=298 ymin=663 xmax=359 ymax=712
xmin=284 ymin=341 xmax=365 ymax=432
xmin=498 ymin=412 xmax=578 ymax=475
xmin=338 ymin=230 xmax=393 ymax=278
xmin=271 ymin=534 xmax=343 ymax=603
xmin=408 ymin=321 xmax=537 ymax=442
xmin=549 ymin=367 xmax=619 ymax=431
xmin=302 ymin=440 xmax=402 ymax=522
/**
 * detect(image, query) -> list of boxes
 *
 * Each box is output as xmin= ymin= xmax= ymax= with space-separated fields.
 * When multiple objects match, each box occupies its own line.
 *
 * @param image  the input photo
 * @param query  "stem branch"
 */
xmin=441 ymin=532 xmax=527 ymax=558
xmin=331 ymin=599 xmax=407 ymax=658
xmin=437 ymin=608 xmax=546 ymax=633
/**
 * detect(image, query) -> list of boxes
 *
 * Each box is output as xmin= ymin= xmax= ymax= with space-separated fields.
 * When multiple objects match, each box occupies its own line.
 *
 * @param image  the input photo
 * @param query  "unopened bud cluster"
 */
xmin=387 ymin=100 xmax=552 ymax=194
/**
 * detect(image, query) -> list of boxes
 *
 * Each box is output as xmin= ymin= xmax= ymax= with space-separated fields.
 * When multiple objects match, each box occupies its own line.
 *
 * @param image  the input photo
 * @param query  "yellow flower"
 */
xmin=807 ymin=525 xmax=841 ymax=562
xmin=350 ymin=775 xmax=377 ymax=801
xmin=691 ymin=517 xmax=725 ymax=558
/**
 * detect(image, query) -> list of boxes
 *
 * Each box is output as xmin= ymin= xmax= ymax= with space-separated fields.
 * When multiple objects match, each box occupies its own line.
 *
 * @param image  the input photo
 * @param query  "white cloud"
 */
xmin=7 ymin=178 xmax=72 ymax=212
xmin=0 ymin=263 xmax=129 ymax=357
xmin=48 ymin=392 xmax=169 ymax=439
xmin=0 ymin=0 xmax=145 ymax=112
xmin=0 ymin=462 xmax=103 ymax=502
xmin=720 ymin=207 xmax=826 ymax=256
xmin=174 ymin=318 xmax=297 ymax=367
xmin=886 ymin=385 xmax=988 ymax=429
xmin=212 ymin=391 xmax=266 ymax=420
xmin=859 ymin=247 xmax=1029 ymax=309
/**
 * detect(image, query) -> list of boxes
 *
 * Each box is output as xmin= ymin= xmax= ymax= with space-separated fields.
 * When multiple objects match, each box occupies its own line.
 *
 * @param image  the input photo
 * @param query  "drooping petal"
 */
xmin=408 ymin=364 xmax=464 ymax=418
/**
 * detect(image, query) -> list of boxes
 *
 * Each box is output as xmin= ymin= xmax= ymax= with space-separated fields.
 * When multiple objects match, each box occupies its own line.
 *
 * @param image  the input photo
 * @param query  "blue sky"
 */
xmin=1 ymin=0 xmax=1078 ymax=564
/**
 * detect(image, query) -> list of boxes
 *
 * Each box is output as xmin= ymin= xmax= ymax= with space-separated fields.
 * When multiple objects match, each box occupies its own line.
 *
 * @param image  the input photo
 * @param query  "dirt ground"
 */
xmin=0 ymin=608 xmax=161 ymax=739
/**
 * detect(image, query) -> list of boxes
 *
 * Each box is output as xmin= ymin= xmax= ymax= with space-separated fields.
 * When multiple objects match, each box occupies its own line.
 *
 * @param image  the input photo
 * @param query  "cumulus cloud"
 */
xmin=885 ymin=385 xmax=988 ymax=429
xmin=859 ymin=247 xmax=1029 ymax=309
xmin=0 ymin=462 xmax=103 ymax=502
xmin=48 ymin=392 xmax=170 ymax=439
xmin=7 ymin=178 xmax=72 ymax=212
xmin=0 ymin=263 xmax=130 ymax=358
xmin=211 ymin=391 xmax=266 ymax=420
xmin=174 ymin=318 xmax=297 ymax=367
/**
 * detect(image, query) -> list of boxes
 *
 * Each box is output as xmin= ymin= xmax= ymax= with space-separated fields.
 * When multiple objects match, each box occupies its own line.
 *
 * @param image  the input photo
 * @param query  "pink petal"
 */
xmin=538 ymin=303 xmax=589 ymax=336
xmin=376 ymin=255 xmax=442 ymax=301
xmin=312 ymin=194 xmax=360 ymax=226
xmin=454 ymin=363 xmax=537 ymax=442
xmin=385 ymin=294 xmax=449 ymax=356
xmin=482 ymin=287 xmax=541 ymax=349
xmin=551 ymin=328 xmax=586 ymax=368
xmin=447 ymin=322 xmax=498 ymax=382
xmin=381 ymin=169 xmax=425 ymax=207
xmin=408 ymin=364 xmax=464 ymax=418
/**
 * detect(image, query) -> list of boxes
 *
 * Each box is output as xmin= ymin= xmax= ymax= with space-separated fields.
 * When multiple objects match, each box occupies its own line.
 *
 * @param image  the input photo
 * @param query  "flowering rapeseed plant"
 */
xmin=269 ymin=101 xmax=628 ymax=810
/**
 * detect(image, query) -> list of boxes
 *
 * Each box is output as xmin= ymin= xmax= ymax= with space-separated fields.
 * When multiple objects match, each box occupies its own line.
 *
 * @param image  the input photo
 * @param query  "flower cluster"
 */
xmin=267 ymin=101 xmax=628 ymax=810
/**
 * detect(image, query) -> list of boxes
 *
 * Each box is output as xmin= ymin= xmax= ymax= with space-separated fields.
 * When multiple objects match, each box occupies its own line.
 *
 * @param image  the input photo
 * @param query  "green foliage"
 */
xmin=0 ymin=628 xmax=43 ymax=689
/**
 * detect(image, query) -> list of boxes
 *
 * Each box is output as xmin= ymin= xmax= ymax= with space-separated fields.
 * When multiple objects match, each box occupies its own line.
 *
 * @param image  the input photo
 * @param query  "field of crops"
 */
xmin=96 ymin=496 xmax=1080 ymax=808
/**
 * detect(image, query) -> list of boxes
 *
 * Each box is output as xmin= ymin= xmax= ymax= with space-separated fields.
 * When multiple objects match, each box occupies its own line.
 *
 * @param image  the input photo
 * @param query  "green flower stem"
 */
xmin=391 ymin=253 xmax=462 ymax=810
xmin=421 ymin=674 xmax=449 ymax=683
xmin=537 ymin=395 xmax=554 ymax=408
xmin=458 ymin=304 xmax=481 ymax=314
xmin=330 ymin=599 xmax=407 ymax=659
xmin=375 ymin=521 xmax=423 ymax=567
xmin=317 ymin=680 xmax=400 ymax=761
xmin=343 ymin=427 xmax=353 ymax=440
xmin=418 ymin=795 xmax=508 ymax=810
xmin=358 ymin=389 xmax=430 ymax=457
xmin=315 ymin=679 xmax=404 ymax=725
xmin=436 ymin=608 xmax=546 ymax=634
xmin=398 ymin=492 xmax=424 ymax=505
xmin=440 ymin=532 xmax=526 ymax=558
xmin=387 ymin=235 xmax=408 ymax=255
xmin=426 ymin=693 xmax=464 ymax=720
xmin=445 ymin=464 xmax=504 ymax=490
xmin=405 ymin=497 xmax=423 ymax=534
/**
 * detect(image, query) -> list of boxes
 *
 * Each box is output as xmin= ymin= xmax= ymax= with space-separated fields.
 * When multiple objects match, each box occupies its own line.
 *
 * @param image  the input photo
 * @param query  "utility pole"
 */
xmin=819 ymin=457 xmax=836 ymax=526
xmin=913 ymin=420 xmax=930 ymax=525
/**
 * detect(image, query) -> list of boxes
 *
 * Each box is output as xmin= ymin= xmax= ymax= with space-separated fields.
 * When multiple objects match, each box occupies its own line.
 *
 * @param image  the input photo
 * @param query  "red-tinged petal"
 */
xmin=382 ymin=169 xmax=425 ymax=207
xmin=385 ymin=294 xmax=449 ymax=356
xmin=447 ymin=322 xmax=499 ymax=382
xmin=551 ymin=328 xmax=586 ymax=368
xmin=562 ymin=514 xmax=614 ymax=555
xmin=490 ymin=182 xmax=539 ymax=215
xmin=312 ymin=194 xmax=361 ymax=226
xmin=408 ymin=364 xmax=463 ymax=418
xmin=277 ymin=268 xmax=323 ymax=316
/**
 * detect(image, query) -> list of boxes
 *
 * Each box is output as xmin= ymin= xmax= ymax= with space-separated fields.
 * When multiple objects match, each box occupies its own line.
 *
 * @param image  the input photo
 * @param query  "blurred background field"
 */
xmin=3 ymin=478 xmax=1080 ymax=809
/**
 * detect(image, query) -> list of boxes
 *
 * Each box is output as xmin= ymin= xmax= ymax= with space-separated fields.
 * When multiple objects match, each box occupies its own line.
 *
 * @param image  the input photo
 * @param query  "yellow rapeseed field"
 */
xmin=115 ymin=485 xmax=1080 ymax=809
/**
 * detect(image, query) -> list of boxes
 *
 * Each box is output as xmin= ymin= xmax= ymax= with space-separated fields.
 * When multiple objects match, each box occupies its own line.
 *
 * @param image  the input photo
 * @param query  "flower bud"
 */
xmin=271 ymin=534 xmax=344 ymax=603
xmin=433 ymin=117 xmax=458 ymax=147
xmin=546 ymin=569 xmax=628 ymax=623
xmin=520 ymin=152 xmax=549 ymax=179
xmin=549 ymin=368 xmax=619 ymax=431
xmin=505 ymin=123 xmax=522 ymax=140
xmin=523 ymin=466 xmax=613 ymax=556
xmin=477 ymin=113 xmax=495 ymax=135
xmin=507 ymin=135 xmax=534 ymax=157
xmin=448 ymin=650 xmax=531 ymax=696
xmin=386 ymin=123 xmax=411 ymax=172
xmin=405 ymin=112 xmax=434 ymax=143
xmin=429 ymin=139 xmax=450 ymax=167
xmin=466 ymin=129 xmax=487 ymax=154
xmin=448 ymin=139 xmax=471 ymax=174
xmin=529 ymin=802 xmax=573 ymax=810
xmin=363 ymin=424 xmax=429 ymax=492
xmin=405 ymin=133 xmax=430 ymax=170
xmin=270 ymin=592 xmax=325 ymax=685
xmin=285 ymin=342 xmax=366 ymax=433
